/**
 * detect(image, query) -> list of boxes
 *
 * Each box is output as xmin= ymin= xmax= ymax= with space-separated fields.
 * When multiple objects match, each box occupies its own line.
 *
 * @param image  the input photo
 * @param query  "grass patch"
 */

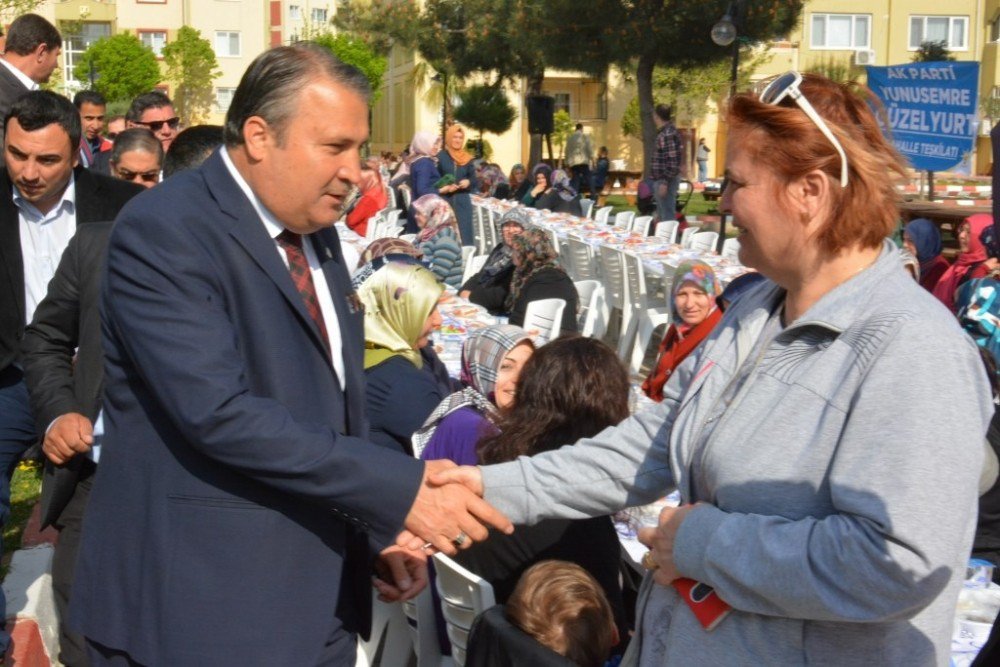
xmin=2 ymin=463 xmax=43 ymax=577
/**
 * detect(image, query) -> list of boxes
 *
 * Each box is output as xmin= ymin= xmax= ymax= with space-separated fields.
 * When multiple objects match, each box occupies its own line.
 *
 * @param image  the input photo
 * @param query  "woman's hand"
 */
xmin=457 ymin=179 xmax=471 ymax=191
xmin=637 ymin=503 xmax=699 ymax=586
xmin=531 ymin=183 xmax=545 ymax=197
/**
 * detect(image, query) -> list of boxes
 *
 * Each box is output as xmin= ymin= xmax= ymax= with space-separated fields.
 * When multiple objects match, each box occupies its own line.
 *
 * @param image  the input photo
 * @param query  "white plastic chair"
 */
xmin=679 ymin=226 xmax=698 ymax=248
xmin=598 ymin=245 xmax=628 ymax=348
xmin=355 ymin=596 xmax=413 ymax=667
xmin=433 ymin=553 xmax=496 ymax=667
xmin=402 ymin=588 xmax=453 ymax=667
xmin=484 ymin=208 xmax=499 ymax=250
xmin=654 ymin=220 xmax=679 ymax=244
xmin=574 ymin=279 xmax=606 ymax=339
xmin=365 ymin=210 xmax=387 ymax=242
xmin=594 ymin=206 xmax=614 ymax=225
xmin=522 ymin=298 xmax=567 ymax=344
xmin=613 ymin=211 xmax=635 ymax=229
xmin=400 ymin=186 xmax=413 ymax=211
xmin=565 ymin=235 xmax=599 ymax=282
xmin=462 ymin=254 xmax=488 ymax=285
xmin=721 ymin=237 xmax=741 ymax=261
xmin=580 ymin=197 xmax=595 ymax=219
xmin=631 ymin=215 xmax=654 ymax=236
xmin=460 ymin=245 xmax=476 ymax=278
xmin=473 ymin=205 xmax=489 ymax=255
xmin=620 ymin=251 xmax=671 ymax=375
xmin=689 ymin=231 xmax=719 ymax=254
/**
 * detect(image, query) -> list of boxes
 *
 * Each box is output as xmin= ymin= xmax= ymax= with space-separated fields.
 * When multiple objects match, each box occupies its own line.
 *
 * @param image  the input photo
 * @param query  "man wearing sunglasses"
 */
xmin=109 ymin=128 xmax=162 ymax=189
xmin=124 ymin=90 xmax=179 ymax=151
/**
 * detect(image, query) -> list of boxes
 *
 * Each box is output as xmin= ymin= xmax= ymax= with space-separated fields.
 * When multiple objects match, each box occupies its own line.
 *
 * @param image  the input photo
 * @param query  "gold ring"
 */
xmin=452 ymin=531 xmax=468 ymax=547
xmin=641 ymin=550 xmax=659 ymax=571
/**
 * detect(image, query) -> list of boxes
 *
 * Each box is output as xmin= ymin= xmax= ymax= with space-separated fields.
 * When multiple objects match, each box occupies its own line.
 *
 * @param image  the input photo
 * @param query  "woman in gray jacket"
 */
xmin=423 ymin=72 xmax=993 ymax=666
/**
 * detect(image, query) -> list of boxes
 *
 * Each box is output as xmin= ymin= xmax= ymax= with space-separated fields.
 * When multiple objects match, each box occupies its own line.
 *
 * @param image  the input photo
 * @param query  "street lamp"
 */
xmin=711 ymin=0 xmax=745 ymax=251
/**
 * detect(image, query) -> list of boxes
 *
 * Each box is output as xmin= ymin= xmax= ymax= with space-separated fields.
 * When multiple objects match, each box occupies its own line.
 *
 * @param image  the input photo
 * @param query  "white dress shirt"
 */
xmin=15 ymin=175 xmax=77 ymax=324
xmin=221 ymin=149 xmax=346 ymax=390
xmin=0 ymin=58 xmax=38 ymax=91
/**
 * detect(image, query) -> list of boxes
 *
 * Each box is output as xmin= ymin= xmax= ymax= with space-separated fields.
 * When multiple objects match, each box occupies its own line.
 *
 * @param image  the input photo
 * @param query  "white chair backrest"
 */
xmin=460 ymin=245 xmax=476 ymax=274
xmin=654 ymin=220 xmax=679 ymax=244
xmin=594 ymin=206 xmax=614 ymax=225
xmin=566 ymin=235 xmax=598 ymax=281
xmin=385 ymin=209 xmax=402 ymax=227
xmin=631 ymin=215 xmax=654 ymax=236
xmin=721 ymin=237 xmax=741 ymax=261
xmin=386 ymin=185 xmax=397 ymax=210
xmin=679 ymin=226 xmax=698 ymax=248
xmin=400 ymin=186 xmax=413 ymax=210
xmin=613 ymin=211 xmax=635 ymax=229
xmin=473 ymin=205 xmax=488 ymax=255
xmin=522 ymin=298 xmax=567 ymax=344
xmin=574 ymin=279 xmax=605 ymax=338
xmin=462 ymin=254 xmax=488 ymax=286
xmin=365 ymin=210 xmax=386 ymax=242
xmin=484 ymin=209 xmax=499 ymax=250
xmin=399 ymin=233 xmax=417 ymax=244
xmin=690 ymin=231 xmax=719 ymax=254
xmin=433 ymin=553 xmax=496 ymax=667
xmin=356 ymin=596 xmax=413 ymax=667
xmin=580 ymin=197 xmax=595 ymax=219
xmin=598 ymin=245 xmax=626 ymax=310
xmin=402 ymin=589 xmax=450 ymax=667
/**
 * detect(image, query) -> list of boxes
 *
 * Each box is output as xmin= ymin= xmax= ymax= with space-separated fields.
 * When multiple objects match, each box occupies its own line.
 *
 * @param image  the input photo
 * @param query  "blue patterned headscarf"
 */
xmin=670 ymin=260 xmax=721 ymax=323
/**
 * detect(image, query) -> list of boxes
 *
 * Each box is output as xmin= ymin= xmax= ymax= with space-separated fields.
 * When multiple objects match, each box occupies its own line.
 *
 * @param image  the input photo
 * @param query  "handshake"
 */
xmin=374 ymin=460 xmax=512 ymax=602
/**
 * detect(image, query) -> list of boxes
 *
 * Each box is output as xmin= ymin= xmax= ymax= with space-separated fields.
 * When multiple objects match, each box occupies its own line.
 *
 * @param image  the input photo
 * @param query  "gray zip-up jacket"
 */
xmin=482 ymin=241 xmax=992 ymax=665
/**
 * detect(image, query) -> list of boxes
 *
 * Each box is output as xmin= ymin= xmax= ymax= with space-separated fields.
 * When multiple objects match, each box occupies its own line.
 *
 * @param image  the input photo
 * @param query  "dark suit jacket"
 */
xmin=68 ymin=150 xmax=425 ymax=665
xmin=0 ymin=167 xmax=143 ymax=374
xmin=22 ymin=222 xmax=113 ymax=529
xmin=0 ymin=62 xmax=30 ymax=148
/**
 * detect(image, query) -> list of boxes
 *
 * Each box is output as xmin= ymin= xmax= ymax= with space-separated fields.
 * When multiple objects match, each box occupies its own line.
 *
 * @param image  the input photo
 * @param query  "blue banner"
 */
xmin=866 ymin=61 xmax=980 ymax=172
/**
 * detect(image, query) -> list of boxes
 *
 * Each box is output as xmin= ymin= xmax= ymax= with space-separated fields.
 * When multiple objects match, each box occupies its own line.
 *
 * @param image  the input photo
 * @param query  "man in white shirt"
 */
xmin=0 ymin=90 xmax=141 ymax=660
xmin=0 ymin=14 xmax=61 ymax=148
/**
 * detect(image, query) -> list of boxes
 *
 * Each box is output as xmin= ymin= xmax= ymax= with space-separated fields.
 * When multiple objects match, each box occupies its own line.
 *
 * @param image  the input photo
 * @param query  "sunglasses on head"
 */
xmin=136 ymin=117 xmax=180 ymax=133
xmin=760 ymin=71 xmax=849 ymax=188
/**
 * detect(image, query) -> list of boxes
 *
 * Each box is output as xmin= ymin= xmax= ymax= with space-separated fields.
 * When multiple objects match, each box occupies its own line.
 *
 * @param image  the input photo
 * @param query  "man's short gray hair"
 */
xmin=224 ymin=42 xmax=371 ymax=148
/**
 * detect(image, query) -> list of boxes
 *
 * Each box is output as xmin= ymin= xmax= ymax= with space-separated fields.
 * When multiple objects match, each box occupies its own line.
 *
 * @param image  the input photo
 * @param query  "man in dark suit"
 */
xmin=0 ymin=91 xmax=141 ymax=657
xmin=69 ymin=44 xmax=510 ymax=666
xmin=0 ymin=14 xmax=61 ymax=148
xmin=21 ymin=222 xmax=115 ymax=667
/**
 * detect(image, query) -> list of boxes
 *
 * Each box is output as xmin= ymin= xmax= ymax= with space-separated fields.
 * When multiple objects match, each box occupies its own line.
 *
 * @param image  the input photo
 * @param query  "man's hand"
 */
xmin=374 ymin=545 xmax=428 ymax=603
xmin=401 ymin=460 xmax=511 ymax=555
xmin=429 ymin=465 xmax=483 ymax=496
xmin=44 ymin=412 xmax=94 ymax=465
xmin=637 ymin=504 xmax=699 ymax=586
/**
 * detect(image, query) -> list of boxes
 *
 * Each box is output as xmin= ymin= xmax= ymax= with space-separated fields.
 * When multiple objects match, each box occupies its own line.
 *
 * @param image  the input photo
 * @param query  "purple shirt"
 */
xmin=419 ymin=406 xmax=497 ymax=466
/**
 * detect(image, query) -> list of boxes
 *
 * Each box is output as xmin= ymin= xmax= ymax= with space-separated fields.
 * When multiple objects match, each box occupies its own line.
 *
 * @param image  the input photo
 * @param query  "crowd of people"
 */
xmin=2 ymin=9 xmax=1000 ymax=667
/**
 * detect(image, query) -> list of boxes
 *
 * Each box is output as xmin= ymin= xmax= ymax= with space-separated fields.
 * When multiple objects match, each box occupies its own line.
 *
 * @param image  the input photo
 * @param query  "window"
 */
xmin=139 ymin=31 xmax=167 ymax=57
xmin=311 ymin=8 xmax=328 ymax=24
xmin=62 ymin=21 xmax=112 ymax=90
xmin=215 ymin=31 xmax=241 ymax=57
xmin=216 ymin=87 xmax=236 ymax=111
xmin=552 ymin=93 xmax=570 ymax=115
xmin=910 ymin=16 xmax=968 ymax=51
xmin=289 ymin=4 xmax=301 ymax=21
xmin=810 ymin=14 xmax=870 ymax=49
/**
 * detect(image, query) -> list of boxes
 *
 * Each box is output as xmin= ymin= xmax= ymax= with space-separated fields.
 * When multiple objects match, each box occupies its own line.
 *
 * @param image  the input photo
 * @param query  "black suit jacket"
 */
xmin=22 ymin=222 xmax=113 ymax=528
xmin=68 ymin=151 xmax=425 ymax=665
xmin=0 ymin=63 xmax=30 ymax=148
xmin=0 ymin=167 xmax=142 ymax=373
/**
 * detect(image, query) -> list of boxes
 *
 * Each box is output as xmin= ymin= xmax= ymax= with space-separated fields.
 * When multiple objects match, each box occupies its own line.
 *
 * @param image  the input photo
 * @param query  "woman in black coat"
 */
xmin=505 ymin=229 xmax=578 ymax=334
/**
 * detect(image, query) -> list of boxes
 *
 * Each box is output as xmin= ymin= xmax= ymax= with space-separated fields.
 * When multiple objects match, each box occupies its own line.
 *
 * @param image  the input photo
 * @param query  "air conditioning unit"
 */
xmin=854 ymin=49 xmax=876 ymax=66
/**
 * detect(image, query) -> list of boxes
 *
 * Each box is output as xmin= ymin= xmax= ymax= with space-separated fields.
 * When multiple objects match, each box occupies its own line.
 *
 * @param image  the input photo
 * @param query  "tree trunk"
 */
xmin=636 ymin=53 xmax=656 ymax=180
xmin=527 ymin=70 xmax=544 ymax=169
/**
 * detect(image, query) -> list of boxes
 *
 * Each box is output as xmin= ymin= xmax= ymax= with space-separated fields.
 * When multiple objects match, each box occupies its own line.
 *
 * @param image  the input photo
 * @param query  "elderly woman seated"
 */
xmin=505 ymin=230 xmax=578 ymax=334
xmin=412 ymin=194 xmax=464 ymax=288
xmin=355 ymin=259 xmax=447 ymax=455
xmin=642 ymin=260 xmax=723 ymax=402
xmin=459 ymin=208 xmax=529 ymax=311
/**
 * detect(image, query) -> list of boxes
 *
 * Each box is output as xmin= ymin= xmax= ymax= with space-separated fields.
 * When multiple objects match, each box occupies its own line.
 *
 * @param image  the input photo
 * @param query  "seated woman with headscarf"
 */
xmin=534 ymin=169 xmax=584 ymax=216
xmin=454 ymin=336 xmax=630 ymax=654
xmin=506 ymin=229 xmax=578 ymax=335
xmin=412 ymin=194 xmax=464 ymax=288
xmin=642 ymin=261 xmax=723 ymax=402
xmin=478 ymin=163 xmax=510 ymax=199
xmin=933 ymin=213 xmax=995 ymax=311
xmin=521 ymin=163 xmax=553 ymax=208
xmin=459 ymin=208 xmax=529 ymax=312
xmin=902 ymin=218 xmax=949 ymax=292
xmin=356 ymin=261 xmax=447 ymax=455
xmin=414 ymin=324 xmax=535 ymax=465
xmin=344 ymin=158 xmax=389 ymax=238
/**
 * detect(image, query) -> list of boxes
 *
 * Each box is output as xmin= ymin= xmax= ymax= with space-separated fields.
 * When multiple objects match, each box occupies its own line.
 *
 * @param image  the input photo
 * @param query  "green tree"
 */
xmin=453 ymin=84 xmax=517 ymax=154
xmin=804 ymin=55 xmax=864 ymax=83
xmin=162 ymin=26 xmax=221 ymax=125
xmin=310 ymin=32 xmax=387 ymax=104
xmin=75 ymin=33 xmax=160 ymax=103
xmin=551 ymin=109 xmax=574 ymax=162
xmin=913 ymin=40 xmax=956 ymax=63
